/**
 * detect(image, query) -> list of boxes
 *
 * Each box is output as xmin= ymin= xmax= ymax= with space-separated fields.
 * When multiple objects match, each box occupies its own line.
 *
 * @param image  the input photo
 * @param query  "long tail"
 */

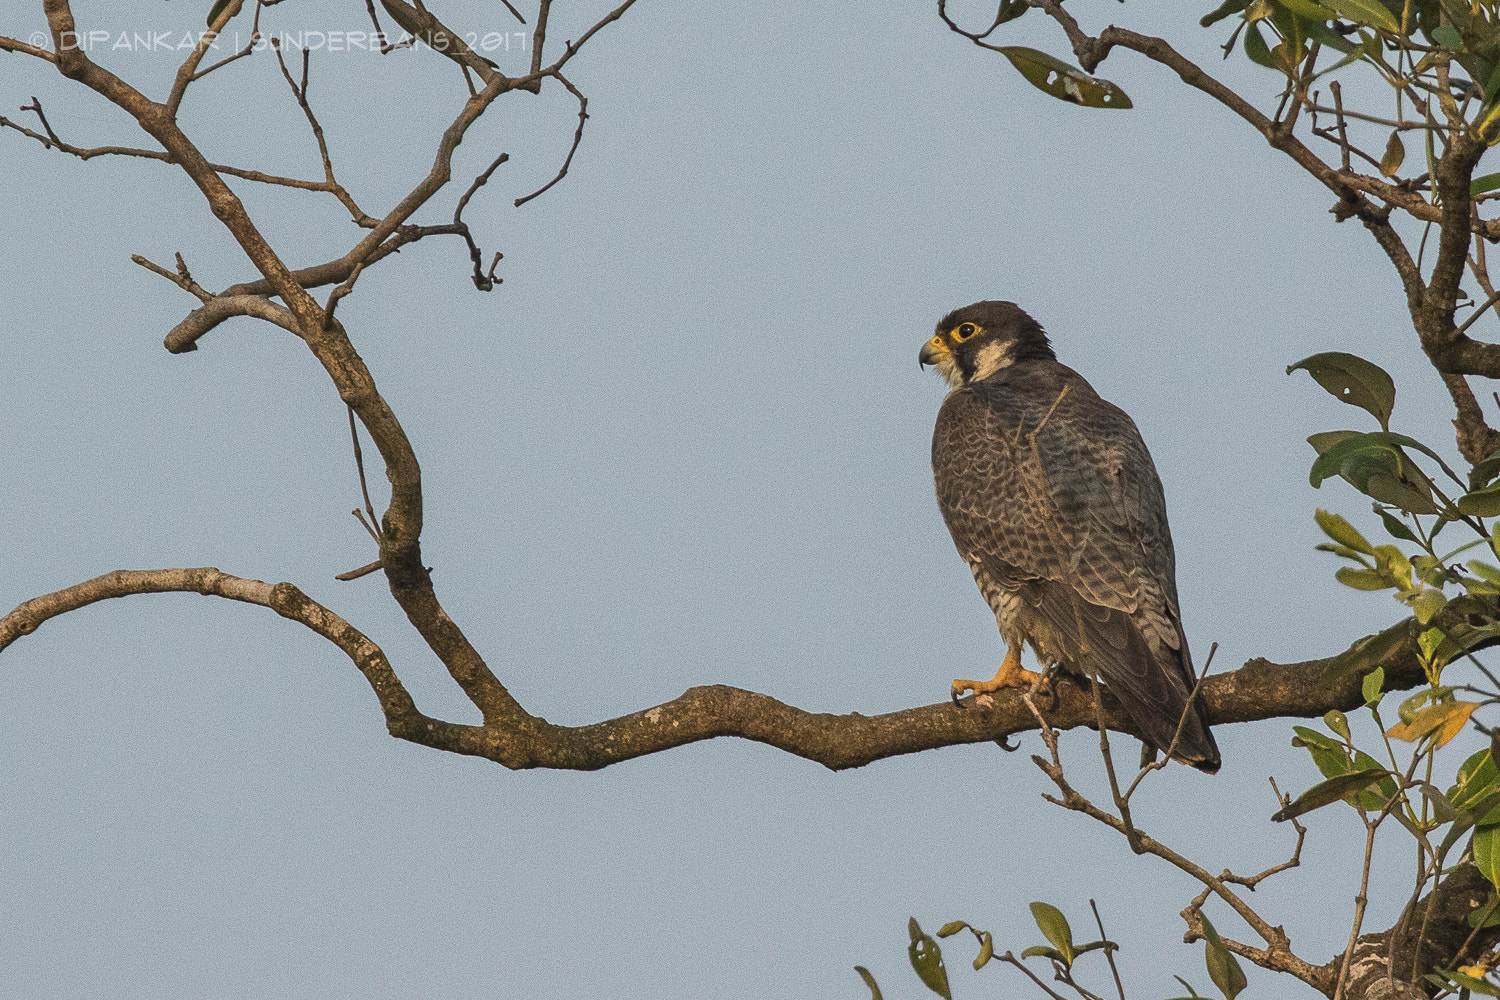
xmin=1028 ymin=580 xmax=1221 ymax=773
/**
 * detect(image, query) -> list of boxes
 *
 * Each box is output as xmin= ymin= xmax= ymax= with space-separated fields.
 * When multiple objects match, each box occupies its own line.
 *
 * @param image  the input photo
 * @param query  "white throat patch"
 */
xmin=970 ymin=341 xmax=1015 ymax=382
xmin=932 ymin=351 xmax=964 ymax=389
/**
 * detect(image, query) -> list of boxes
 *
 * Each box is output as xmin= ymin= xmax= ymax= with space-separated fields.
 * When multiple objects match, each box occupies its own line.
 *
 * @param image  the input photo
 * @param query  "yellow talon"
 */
xmin=951 ymin=645 xmax=1043 ymax=703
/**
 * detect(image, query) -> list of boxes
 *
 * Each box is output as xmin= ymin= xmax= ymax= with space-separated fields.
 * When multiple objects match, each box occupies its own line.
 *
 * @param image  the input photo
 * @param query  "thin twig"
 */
xmin=455 ymin=152 xmax=511 ymax=289
xmin=323 ymin=262 xmax=365 ymax=326
xmin=348 ymin=405 xmax=382 ymax=542
xmin=515 ymin=72 xmax=588 ymax=206
xmin=1088 ymin=900 xmax=1125 ymax=1000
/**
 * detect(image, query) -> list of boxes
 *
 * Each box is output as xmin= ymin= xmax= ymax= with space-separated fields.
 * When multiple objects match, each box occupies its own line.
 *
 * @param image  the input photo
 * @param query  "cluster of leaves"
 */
xmin=1295 ymin=351 xmax=1500 ymax=654
xmin=857 ymin=903 xmax=1245 ymax=1000
xmin=1207 ymin=0 xmax=1500 ymax=136
xmin=1286 ymin=351 xmax=1500 ymax=993
xmin=972 ymin=0 xmax=1500 ymax=189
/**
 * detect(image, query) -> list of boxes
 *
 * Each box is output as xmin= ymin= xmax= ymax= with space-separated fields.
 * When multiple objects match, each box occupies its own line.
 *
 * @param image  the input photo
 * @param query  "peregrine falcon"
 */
xmin=920 ymin=301 xmax=1220 ymax=773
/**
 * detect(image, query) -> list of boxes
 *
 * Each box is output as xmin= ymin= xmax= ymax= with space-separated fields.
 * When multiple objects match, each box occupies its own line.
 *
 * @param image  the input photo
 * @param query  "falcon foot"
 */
xmin=951 ymin=645 xmax=1044 ymax=705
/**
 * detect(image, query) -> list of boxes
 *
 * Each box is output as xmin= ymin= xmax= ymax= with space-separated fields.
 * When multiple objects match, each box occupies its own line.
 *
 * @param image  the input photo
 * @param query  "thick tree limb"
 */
xmin=0 ymin=571 xmax=1429 ymax=772
xmin=162 ymin=294 xmax=299 ymax=351
xmin=1338 ymin=861 xmax=1500 ymax=1000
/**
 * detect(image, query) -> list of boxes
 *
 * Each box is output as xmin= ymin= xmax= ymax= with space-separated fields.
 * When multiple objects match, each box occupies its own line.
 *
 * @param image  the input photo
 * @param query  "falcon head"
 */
xmin=919 ymin=301 xmax=1055 ymax=389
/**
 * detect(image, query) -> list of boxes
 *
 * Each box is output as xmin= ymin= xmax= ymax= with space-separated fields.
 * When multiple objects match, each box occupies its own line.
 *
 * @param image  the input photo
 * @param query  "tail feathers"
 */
xmin=1022 ymin=580 xmax=1221 ymax=774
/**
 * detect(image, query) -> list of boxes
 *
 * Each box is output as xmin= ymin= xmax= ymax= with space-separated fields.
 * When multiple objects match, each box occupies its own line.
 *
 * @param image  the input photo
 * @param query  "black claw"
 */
xmin=996 ymin=734 xmax=1019 ymax=752
xmin=952 ymin=690 xmax=966 ymax=707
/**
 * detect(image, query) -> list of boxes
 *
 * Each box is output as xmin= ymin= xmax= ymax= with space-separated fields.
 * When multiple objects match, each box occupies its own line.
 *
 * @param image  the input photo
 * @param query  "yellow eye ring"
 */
xmin=955 ymin=323 xmax=979 ymax=341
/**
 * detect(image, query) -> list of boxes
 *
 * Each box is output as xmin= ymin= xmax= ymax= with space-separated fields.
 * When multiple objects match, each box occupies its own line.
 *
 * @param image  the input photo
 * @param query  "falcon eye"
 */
xmin=955 ymin=323 xmax=979 ymax=341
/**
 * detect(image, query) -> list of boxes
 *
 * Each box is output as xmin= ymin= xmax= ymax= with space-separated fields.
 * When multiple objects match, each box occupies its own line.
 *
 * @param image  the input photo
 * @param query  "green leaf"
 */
xmin=1380 ymin=130 xmax=1406 ymax=176
xmin=1020 ymin=945 xmax=1064 ymax=960
xmin=1474 ymin=172 xmax=1500 ymax=196
xmin=1288 ymin=352 xmax=1396 ymax=430
xmin=974 ymin=932 xmax=994 ymax=970
xmin=936 ymin=921 xmax=968 ymax=938
xmin=1336 ymin=566 xmax=1392 ymax=590
xmin=1473 ymin=451 xmax=1500 ymax=489
xmin=1433 ymin=23 xmax=1465 ymax=49
xmin=1461 ymin=482 xmax=1500 ymax=516
xmin=1452 ymin=747 xmax=1498 ymax=808
xmin=1029 ymin=902 xmax=1076 ymax=965
xmin=1199 ymin=915 xmax=1248 ymax=1000
xmin=1363 ymin=666 xmax=1385 ymax=706
xmin=1276 ymin=0 xmax=1337 ymax=18
xmin=1307 ymin=432 xmax=1457 ymax=515
xmin=1411 ymin=587 xmax=1447 ymax=625
xmin=1379 ymin=509 xmax=1421 ymax=543
xmin=1308 ymin=430 xmax=1360 ymax=454
xmin=1316 ymin=508 xmax=1375 ymax=553
xmin=1272 ymin=768 xmax=1395 ymax=821
xmin=1322 ymin=0 xmax=1401 ymax=31
xmin=1475 ymin=825 xmax=1500 ymax=891
xmin=1317 ymin=542 xmax=1372 ymax=561
xmin=1173 ymin=974 xmax=1207 ymax=998
xmin=1421 ymin=782 xmax=1460 ymax=823
xmin=907 ymin=919 xmax=952 ymax=1000
xmin=855 ymin=966 xmax=884 ymax=1000
xmin=1202 ymin=0 xmax=1251 ymax=26
xmin=1324 ymin=709 xmax=1351 ymax=740
xmin=1468 ymin=892 xmax=1500 ymax=929
xmin=994 ymin=47 xmax=1133 ymax=109
xmin=1244 ymin=20 xmax=1279 ymax=68
xmin=1431 ymin=969 xmax=1500 ymax=997
xmin=1292 ymin=724 xmax=1351 ymax=778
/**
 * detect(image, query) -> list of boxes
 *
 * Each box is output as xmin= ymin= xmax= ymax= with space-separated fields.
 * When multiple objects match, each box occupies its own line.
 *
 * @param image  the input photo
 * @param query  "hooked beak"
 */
xmin=918 ymin=336 xmax=949 ymax=369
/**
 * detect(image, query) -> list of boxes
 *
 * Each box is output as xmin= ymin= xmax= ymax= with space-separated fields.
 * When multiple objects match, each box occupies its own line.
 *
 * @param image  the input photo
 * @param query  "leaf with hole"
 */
xmin=993 ymin=47 xmax=1133 ymax=108
xmin=1288 ymin=351 xmax=1395 ymax=428
xmin=1324 ymin=709 xmax=1351 ymax=740
xmin=907 ymin=919 xmax=952 ymax=1000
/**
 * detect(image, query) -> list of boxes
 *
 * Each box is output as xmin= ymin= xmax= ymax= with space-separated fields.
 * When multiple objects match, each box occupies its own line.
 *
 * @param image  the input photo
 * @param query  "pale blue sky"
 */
xmin=0 ymin=1 xmax=1477 ymax=996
